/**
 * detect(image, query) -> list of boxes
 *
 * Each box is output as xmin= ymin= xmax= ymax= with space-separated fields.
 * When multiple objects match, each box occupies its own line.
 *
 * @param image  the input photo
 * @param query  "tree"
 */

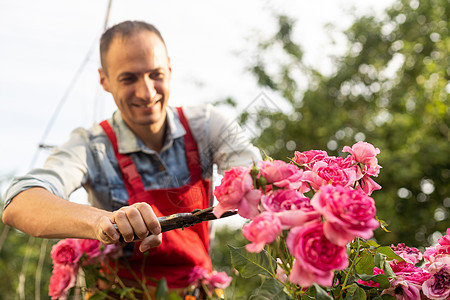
xmin=239 ymin=0 xmax=449 ymax=247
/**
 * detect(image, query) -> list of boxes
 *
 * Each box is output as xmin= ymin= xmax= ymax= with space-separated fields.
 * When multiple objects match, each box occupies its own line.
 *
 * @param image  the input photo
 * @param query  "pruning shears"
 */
xmin=114 ymin=207 xmax=237 ymax=243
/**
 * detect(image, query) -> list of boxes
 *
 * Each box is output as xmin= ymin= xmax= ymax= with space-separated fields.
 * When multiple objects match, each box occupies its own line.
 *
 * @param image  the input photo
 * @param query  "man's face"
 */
xmin=99 ymin=31 xmax=171 ymax=131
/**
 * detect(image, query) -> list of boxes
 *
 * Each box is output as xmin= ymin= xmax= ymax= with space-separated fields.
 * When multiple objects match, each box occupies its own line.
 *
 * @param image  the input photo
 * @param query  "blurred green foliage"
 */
xmin=238 ymin=0 xmax=449 ymax=247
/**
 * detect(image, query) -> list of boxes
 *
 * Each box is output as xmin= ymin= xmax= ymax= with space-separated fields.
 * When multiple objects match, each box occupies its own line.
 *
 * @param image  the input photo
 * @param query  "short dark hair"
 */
xmin=100 ymin=20 xmax=167 ymax=72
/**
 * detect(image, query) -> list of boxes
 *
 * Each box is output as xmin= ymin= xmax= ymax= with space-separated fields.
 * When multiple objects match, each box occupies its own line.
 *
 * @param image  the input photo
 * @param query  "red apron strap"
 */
xmin=176 ymin=107 xmax=202 ymax=181
xmin=99 ymin=121 xmax=145 ymax=197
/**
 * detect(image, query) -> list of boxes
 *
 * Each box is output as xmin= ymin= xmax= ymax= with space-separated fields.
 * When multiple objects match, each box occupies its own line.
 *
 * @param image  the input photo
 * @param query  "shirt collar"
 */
xmin=111 ymin=106 xmax=186 ymax=154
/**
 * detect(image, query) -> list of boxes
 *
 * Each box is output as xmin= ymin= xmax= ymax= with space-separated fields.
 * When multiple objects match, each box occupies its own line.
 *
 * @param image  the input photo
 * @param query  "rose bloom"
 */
xmin=292 ymin=150 xmax=329 ymax=169
xmin=287 ymin=221 xmax=348 ymax=287
xmin=75 ymin=239 xmax=102 ymax=265
xmin=357 ymin=267 xmax=385 ymax=287
xmin=258 ymin=160 xmax=304 ymax=190
xmin=422 ymin=255 xmax=450 ymax=299
xmin=382 ymin=278 xmax=421 ymax=300
xmin=209 ymin=271 xmax=232 ymax=289
xmin=422 ymin=267 xmax=450 ymax=300
xmin=48 ymin=264 xmax=78 ymax=300
xmin=303 ymin=161 xmax=357 ymax=191
xmin=311 ymin=185 xmax=379 ymax=246
xmin=342 ymin=141 xmax=380 ymax=169
xmin=51 ymin=239 xmax=82 ymax=266
xmin=359 ymin=174 xmax=382 ymax=195
xmin=213 ymin=166 xmax=261 ymax=219
xmin=390 ymin=243 xmax=423 ymax=265
xmin=242 ymin=212 xmax=282 ymax=253
xmin=261 ymin=189 xmax=320 ymax=229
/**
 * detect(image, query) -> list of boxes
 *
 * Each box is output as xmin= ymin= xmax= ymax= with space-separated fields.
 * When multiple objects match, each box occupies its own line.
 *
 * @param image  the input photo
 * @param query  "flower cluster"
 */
xmin=358 ymin=231 xmax=450 ymax=300
xmin=214 ymin=141 xmax=381 ymax=288
xmin=188 ymin=266 xmax=232 ymax=292
xmin=48 ymin=238 xmax=122 ymax=300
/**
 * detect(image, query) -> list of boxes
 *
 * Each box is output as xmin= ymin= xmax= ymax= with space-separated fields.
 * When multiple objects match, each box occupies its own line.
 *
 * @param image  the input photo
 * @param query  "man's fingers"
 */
xmin=125 ymin=206 xmax=149 ymax=239
xmin=139 ymin=234 xmax=162 ymax=252
xmin=99 ymin=216 xmax=120 ymax=243
xmin=114 ymin=210 xmax=135 ymax=242
xmin=134 ymin=202 xmax=161 ymax=235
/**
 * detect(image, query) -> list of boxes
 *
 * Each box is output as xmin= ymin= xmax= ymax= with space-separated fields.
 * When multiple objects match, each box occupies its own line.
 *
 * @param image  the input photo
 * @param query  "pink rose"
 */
xmin=48 ymin=264 xmax=78 ymax=300
xmin=213 ymin=166 xmax=261 ymax=219
xmin=209 ymin=271 xmax=232 ymax=289
xmin=292 ymin=150 xmax=329 ymax=169
xmin=258 ymin=160 xmax=304 ymax=190
xmin=188 ymin=266 xmax=210 ymax=284
xmin=357 ymin=267 xmax=384 ymax=287
xmin=261 ymin=189 xmax=320 ymax=229
xmin=303 ymin=161 xmax=357 ymax=191
xmin=287 ymin=221 xmax=348 ymax=287
xmin=390 ymin=243 xmax=423 ymax=265
xmin=242 ymin=212 xmax=282 ymax=253
xmin=311 ymin=185 xmax=379 ymax=246
xmin=382 ymin=278 xmax=421 ymax=300
xmin=342 ymin=141 xmax=380 ymax=169
xmin=51 ymin=239 xmax=82 ymax=266
xmin=359 ymin=175 xmax=381 ymax=195
xmin=103 ymin=243 xmax=123 ymax=260
xmin=422 ymin=267 xmax=450 ymax=300
xmin=75 ymin=239 xmax=102 ymax=265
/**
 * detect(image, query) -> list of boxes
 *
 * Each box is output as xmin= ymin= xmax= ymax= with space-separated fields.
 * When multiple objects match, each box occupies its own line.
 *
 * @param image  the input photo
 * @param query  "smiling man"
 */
xmin=2 ymin=21 xmax=261 ymax=293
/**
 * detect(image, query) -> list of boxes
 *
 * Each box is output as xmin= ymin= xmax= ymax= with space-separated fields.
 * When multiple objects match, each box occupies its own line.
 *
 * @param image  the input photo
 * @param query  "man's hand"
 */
xmin=97 ymin=202 xmax=162 ymax=252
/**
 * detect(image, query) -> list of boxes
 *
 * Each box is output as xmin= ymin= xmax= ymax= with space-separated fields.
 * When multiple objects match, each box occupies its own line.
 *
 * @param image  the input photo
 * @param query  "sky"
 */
xmin=0 ymin=0 xmax=396 ymax=213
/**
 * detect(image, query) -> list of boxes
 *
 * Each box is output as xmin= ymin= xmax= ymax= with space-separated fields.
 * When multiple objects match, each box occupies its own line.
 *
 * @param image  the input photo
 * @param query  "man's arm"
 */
xmin=2 ymin=187 xmax=162 ymax=252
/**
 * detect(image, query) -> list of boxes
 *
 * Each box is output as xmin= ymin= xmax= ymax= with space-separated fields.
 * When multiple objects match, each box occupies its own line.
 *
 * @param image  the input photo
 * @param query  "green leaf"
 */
xmin=313 ymin=284 xmax=333 ymax=300
xmin=249 ymin=277 xmax=292 ymax=300
xmin=155 ymin=278 xmax=169 ymax=299
xmin=366 ymin=240 xmax=380 ymax=248
xmin=229 ymin=245 xmax=276 ymax=278
xmin=354 ymin=287 xmax=367 ymax=300
xmin=355 ymin=251 xmax=375 ymax=275
xmin=357 ymin=274 xmax=390 ymax=289
xmin=376 ymin=246 xmax=404 ymax=262
xmin=86 ymin=293 xmax=108 ymax=300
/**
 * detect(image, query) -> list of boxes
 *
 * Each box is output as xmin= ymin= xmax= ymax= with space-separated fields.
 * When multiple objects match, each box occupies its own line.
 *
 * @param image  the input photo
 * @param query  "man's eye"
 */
xmin=150 ymin=73 xmax=164 ymax=79
xmin=120 ymin=77 xmax=135 ymax=83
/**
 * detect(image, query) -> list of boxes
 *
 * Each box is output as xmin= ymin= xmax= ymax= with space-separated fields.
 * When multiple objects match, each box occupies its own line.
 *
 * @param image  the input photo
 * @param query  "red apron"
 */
xmin=99 ymin=107 xmax=212 ymax=288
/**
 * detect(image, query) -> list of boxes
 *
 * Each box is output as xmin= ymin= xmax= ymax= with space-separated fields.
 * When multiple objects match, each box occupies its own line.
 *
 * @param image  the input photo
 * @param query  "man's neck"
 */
xmin=129 ymin=119 xmax=167 ymax=154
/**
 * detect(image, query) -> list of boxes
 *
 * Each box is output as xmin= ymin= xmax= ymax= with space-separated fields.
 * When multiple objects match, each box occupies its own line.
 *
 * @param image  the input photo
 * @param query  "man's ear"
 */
xmin=98 ymin=68 xmax=111 ymax=93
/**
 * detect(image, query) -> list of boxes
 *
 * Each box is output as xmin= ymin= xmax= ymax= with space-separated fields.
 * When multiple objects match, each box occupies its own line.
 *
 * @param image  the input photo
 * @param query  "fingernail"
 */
xmin=140 ymin=245 xmax=149 ymax=252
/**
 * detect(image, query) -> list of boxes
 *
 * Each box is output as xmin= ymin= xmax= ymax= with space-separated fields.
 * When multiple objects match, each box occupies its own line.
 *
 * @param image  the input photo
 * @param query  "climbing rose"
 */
xmin=213 ymin=166 xmax=261 ymax=219
xmin=311 ymin=185 xmax=379 ymax=246
xmin=261 ymin=189 xmax=320 ymax=229
xmin=242 ymin=212 xmax=282 ymax=253
xmin=48 ymin=264 xmax=78 ymax=300
xmin=258 ymin=160 xmax=304 ymax=190
xmin=303 ymin=161 xmax=357 ymax=191
xmin=292 ymin=150 xmax=328 ymax=169
xmin=390 ymin=243 xmax=423 ymax=265
xmin=342 ymin=141 xmax=380 ymax=169
xmin=382 ymin=278 xmax=421 ymax=300
xmin=287 ymin=221 xmax=348 ymax=287
xmin=51 ymin=239 xmax=82 ymax=266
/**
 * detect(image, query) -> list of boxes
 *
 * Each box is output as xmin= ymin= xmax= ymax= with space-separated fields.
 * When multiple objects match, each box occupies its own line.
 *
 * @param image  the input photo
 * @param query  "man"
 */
xmin=2 ymin=21 xmax=260 ymax=290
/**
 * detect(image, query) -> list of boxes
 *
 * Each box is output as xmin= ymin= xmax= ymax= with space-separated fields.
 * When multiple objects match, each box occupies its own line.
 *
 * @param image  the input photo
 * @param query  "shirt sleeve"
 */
xmin=207 ymin=105 xmax=262 ymax=174
xmin=3 ymin=127 xmax=92 ymax=208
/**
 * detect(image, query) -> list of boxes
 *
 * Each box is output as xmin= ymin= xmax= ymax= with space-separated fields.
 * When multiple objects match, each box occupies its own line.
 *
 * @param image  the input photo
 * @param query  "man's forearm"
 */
xmin=2 ymin=187 xmax=111 ymax=239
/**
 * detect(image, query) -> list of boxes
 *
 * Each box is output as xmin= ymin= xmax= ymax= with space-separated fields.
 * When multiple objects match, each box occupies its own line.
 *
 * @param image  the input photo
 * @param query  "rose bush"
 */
xmin=214 ymin=142 xmax=449 ymax=299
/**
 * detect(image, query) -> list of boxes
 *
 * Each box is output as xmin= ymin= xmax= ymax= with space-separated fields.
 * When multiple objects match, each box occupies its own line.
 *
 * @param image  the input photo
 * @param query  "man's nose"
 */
xmin=136 ymin=77 xmax=157 ymax=101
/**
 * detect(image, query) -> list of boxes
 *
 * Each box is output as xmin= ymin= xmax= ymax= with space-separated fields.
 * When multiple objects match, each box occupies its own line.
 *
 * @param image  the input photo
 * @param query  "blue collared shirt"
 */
xmin=4 ymin=105 xmax=261 ymax=211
